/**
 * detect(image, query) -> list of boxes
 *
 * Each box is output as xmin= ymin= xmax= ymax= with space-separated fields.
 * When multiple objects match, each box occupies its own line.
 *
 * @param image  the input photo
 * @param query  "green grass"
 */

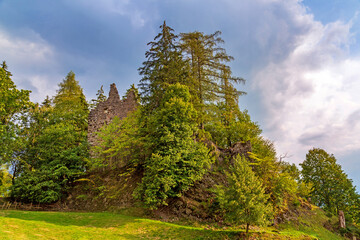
xmin=278 ymin=206 xmax=345 ymax=240
xmin=0 ymin=209 xmax=343 ymax=239
xmin=0 ymin=210 xmax=240 ymax=240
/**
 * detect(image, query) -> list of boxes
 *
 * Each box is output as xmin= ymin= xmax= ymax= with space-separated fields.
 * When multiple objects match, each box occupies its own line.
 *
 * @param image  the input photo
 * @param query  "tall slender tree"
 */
xmin=138 ymin=21 xmax=189 ymax=113
xmin=180 ymin=31 xmax=244 ymax=128
xmin=90 ymin=85 xmax=107 ymax=110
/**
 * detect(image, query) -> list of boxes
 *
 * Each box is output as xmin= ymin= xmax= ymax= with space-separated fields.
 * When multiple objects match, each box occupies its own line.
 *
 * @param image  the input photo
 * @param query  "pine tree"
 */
xmin=53 ymin=71 xmax=89 ymax=127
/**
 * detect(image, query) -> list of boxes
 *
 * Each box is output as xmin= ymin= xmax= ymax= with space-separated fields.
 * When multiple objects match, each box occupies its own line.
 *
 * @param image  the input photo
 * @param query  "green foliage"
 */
xmin=0 ymin=166 xmax=12 ymax=197
xmin=248 ymin=140 xmax=299 ymax=214
xmin=0 ymin=62 xmax=32 ymax=163
xmin=180 ymin=31 xmax=245 ymax=128
xmin=206 ymin=106 xmax=261 ymax=148
xmin=216 ymin=155 xmax=272 ymax=234
xmin=92 ymin=109 xmax=144 ymax=169
xmin=10 ymin=168 xmax=63 ymax=203
xmin=10 ymin=71 xmax=89 ymax=203
xmin=124 ymin=84 xmax=140 ymax=103
xmin=91 ymin=85 xmax=142 ymax=170
xmin=139 ymin=21 xmax=189 ymax=112
xmin=135 ymin=84 xmax=212 ymax=209
xmin=90 ymin=85 xmax=107 ymax=110
xmin=301 ymin=148 xmax=360 ymax=222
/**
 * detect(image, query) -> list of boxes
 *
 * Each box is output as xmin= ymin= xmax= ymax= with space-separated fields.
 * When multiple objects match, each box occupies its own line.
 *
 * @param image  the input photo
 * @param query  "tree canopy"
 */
xmin=301 ymin=148 xmax=360 ymax=222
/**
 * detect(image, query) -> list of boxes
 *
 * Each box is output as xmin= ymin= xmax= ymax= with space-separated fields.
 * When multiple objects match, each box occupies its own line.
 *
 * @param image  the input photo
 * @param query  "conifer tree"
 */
xmin=180 ymin=31 xmax=244 ymax=128
xmin=90 ymin=85 xmax=107 ymax=110
xmin=138 ymin=21 xmax=189 ymax=113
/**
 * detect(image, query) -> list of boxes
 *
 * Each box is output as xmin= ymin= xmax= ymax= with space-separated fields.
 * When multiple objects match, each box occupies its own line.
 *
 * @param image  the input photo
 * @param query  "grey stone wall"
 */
xmin=88 ymin=83 xmax=138 ymax=146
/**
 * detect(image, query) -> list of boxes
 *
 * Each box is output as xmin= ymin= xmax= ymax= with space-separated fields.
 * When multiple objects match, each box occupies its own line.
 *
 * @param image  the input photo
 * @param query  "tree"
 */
xmin=180 ymin=31 xmax=244 ymax=128
xmin=138 ymin=21 xmax=189 ymax=113
xmin=216 ymin=155 xmax=271 ymax=235
xmin=0 ymin=61 xmax=32 ymax=163
xmin=0 ymin=166 xmax=11 ymax=197
xmin=11 ymin=71 xmax=89 ymax=203
xmin=300 ymin=148 xmax=359 ymax=219
xmin=134 ymin=83 xmax=212 ymax=209
xmin=92 ymin=109 xmax=144 ymax=169
xmin=90 ymin=85 xmax=107 ymax=110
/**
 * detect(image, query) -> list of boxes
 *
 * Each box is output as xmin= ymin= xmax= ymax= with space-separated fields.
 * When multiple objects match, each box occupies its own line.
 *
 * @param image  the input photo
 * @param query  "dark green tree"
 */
xmin=134 ymin=83 xmax=212 ymax=209
xmin=139 ymin=21 xmax=189 ymax=113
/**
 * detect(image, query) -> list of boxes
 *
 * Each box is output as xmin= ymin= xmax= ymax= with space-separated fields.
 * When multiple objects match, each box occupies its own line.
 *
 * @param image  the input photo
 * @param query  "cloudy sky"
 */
xmin=1 ymin=0 xmax=360 ymax=189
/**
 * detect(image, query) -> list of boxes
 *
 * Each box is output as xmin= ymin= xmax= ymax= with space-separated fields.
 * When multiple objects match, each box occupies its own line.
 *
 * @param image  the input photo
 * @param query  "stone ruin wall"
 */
xmin=88 ymin=83 xmax=138 ymax=146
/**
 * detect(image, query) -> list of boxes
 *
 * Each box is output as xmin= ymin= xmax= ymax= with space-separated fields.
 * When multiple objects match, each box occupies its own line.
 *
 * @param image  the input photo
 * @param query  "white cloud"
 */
xmin=68 ymin=0 xmax=147 ymax=28
xmin=0 ymin=28 xmax=53 ymax=65
xmin=0 ymin=27 xmax=59 ymax=103
xmin=252 ymin=1 xmax=360 ymax=162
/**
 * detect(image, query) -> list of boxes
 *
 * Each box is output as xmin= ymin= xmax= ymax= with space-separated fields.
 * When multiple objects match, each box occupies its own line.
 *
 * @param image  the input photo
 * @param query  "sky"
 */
xmin=1 ymin=0 xmax=360 ymax=189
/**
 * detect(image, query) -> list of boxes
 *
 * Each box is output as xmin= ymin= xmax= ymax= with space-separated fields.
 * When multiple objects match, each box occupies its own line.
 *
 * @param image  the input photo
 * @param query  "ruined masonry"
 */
xmin=88 ymin=83 xmax=138 ymax=146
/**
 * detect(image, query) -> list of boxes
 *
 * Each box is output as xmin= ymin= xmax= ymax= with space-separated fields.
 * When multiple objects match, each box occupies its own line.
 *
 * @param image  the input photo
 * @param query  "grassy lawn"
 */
xmin=0 ymin=210 xmax=337 ymax=239
xmin=0 ymin=210 xmax=242 ymax=240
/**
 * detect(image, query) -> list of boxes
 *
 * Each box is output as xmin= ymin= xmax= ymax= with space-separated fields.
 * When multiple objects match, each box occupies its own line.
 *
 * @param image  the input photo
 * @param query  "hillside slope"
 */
xmin=0 ymin=209 xmax=347 ymax=240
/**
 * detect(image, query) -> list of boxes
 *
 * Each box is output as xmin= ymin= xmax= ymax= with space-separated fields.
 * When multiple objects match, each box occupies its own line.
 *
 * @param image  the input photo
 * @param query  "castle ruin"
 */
xmin=88 ymin=83 xmax=138 ymax=146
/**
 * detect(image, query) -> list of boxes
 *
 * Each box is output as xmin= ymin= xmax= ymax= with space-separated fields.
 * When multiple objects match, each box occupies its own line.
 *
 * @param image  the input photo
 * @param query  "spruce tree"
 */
xmin=138 ymin=21 xmax=189 ymax=113
xmin=90 ymin=85 xmax=107 ymax=110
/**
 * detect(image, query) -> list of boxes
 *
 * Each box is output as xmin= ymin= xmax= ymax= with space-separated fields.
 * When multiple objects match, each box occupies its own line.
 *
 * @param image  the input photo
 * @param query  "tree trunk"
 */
xmin=246 ymin=223 xmax=250 ymax=237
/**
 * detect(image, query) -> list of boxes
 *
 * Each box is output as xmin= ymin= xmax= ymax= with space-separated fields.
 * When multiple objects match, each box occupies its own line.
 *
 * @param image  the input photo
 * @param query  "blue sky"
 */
xmin=1 ymin=0 xmax=360 ymax=189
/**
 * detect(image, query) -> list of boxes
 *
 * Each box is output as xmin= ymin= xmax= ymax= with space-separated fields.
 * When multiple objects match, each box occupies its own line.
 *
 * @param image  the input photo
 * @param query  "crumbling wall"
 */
xmin=88 ymin=83 xmax=138 ymax=146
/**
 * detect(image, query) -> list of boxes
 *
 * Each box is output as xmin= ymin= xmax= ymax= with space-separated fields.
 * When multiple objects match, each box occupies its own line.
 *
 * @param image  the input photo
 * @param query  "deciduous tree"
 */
xmin=216 ymin=155 xmax=271 ymax=235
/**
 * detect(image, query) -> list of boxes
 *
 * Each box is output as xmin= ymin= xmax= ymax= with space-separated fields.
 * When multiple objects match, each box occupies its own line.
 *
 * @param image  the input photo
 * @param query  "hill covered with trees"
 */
xmin=1 ymin=22 xmax=360 ymax=239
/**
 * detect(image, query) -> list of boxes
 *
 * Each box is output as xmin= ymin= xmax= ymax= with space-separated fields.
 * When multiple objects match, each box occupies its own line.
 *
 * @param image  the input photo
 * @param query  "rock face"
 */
xmin=88 ymin=83 xmax=138 ymax=146
xmin=217 ymin=141 xmax=252 ymax=164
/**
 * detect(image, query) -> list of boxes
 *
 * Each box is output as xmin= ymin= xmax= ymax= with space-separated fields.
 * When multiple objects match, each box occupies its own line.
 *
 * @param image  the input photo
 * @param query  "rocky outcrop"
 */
xmin=216 ymin=141 xmax=252 ymax=165
xmin=88 ymin=83 xmax=138 ymax=146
